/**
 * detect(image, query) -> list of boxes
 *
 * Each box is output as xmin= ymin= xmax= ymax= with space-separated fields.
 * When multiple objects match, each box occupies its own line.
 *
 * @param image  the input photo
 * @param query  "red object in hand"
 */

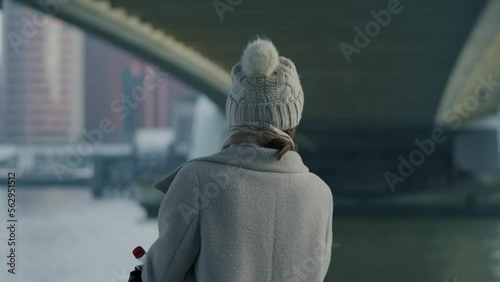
xmin=133 ymin=246 xmax=146 ymax=259
xmin=129 ymin=246 xmax=146 ymax=282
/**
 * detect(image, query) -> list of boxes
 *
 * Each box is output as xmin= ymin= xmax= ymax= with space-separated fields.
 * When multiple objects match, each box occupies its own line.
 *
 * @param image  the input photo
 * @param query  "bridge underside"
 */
xmin=13 ymin=0 xmax=499 ymax=192
xmin=16 ymin=0 xmax=490 ymax=129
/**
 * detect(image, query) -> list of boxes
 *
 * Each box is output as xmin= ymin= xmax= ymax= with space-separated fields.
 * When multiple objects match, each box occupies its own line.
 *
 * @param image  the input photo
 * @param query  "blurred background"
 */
xmin=0 ymin=0 xmax=499 ymax=281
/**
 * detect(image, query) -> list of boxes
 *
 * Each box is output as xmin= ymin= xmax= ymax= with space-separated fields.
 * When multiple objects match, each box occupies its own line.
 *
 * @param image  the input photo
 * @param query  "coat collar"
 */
xmin=152 ymin=143 xmax=309 ymax=194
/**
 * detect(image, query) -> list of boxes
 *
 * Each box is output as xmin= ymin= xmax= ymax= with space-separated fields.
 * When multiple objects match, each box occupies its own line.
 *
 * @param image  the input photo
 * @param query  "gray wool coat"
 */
xmin=142 ymin=143 xmax=333 ymax=282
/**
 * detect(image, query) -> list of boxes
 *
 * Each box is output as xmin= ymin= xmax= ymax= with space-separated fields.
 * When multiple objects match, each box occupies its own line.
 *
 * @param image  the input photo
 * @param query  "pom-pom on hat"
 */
xmin=226 ymin=38 xmax=304 ymax=130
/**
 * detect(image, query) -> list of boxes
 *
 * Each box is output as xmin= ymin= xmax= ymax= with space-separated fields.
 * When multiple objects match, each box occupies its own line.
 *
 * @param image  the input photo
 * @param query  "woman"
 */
xmin=142 ymin=38 xmax=333 ymax=282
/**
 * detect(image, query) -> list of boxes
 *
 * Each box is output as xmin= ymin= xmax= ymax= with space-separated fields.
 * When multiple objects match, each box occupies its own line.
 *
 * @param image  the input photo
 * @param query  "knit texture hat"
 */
xmin=226 ymin=38 xmax=304 ymax=130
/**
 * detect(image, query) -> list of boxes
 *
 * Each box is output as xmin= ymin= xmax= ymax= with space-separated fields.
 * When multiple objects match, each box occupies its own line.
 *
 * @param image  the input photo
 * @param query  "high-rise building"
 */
xmin=1 ymin=0 xmax=203 ymax=146
xmin=84 ymin=33 xmax=197 ymax=143
xmin=2 ymin=0 xmax=84 ymax=144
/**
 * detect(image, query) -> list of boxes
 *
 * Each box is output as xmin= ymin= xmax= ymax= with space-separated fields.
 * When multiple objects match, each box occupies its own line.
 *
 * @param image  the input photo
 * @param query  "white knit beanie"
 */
xmin=226 ymin=38 xmax=304 ymax=130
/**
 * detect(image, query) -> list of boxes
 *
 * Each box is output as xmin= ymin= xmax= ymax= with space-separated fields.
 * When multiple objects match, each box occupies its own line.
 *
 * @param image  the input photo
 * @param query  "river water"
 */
xmin=0 ymin=187 xmax=499 ymax=282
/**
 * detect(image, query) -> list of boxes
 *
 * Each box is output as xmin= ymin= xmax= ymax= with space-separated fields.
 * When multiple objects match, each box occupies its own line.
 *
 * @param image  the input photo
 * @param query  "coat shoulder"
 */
xmin=307 ymin=172 xmax=332 ymax=196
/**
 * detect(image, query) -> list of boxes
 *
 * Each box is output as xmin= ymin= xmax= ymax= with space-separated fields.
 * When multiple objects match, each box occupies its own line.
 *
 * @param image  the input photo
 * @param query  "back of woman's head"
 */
xmin=224 ymin=38 xmax=304 ymax=159
xmin=226 ymin=38 xmax=304 ymax=131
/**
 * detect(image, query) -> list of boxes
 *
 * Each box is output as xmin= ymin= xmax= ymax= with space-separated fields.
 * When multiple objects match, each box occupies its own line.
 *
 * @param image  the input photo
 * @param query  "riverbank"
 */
xmin=334 ymin=186 xmax=500 ymax=217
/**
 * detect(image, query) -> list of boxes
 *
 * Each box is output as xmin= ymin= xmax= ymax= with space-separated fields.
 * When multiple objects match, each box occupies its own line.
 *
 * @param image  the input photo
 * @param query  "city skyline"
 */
xmin=0 ymin=0 xmax=202 ymax=146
